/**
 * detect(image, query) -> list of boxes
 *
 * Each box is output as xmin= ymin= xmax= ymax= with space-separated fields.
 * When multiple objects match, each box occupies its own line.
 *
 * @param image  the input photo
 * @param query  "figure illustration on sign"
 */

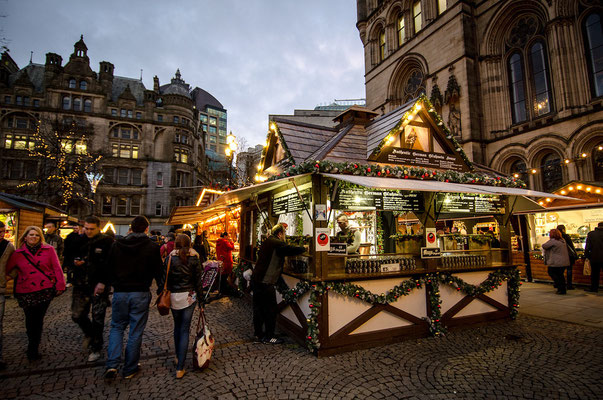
xmin=405 ymin=127 xmax=418 ymax=148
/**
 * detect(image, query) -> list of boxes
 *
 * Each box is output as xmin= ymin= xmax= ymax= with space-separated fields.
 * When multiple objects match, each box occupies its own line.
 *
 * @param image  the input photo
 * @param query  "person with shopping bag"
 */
xmin=584 ymin=221 xmax=603 ymax=293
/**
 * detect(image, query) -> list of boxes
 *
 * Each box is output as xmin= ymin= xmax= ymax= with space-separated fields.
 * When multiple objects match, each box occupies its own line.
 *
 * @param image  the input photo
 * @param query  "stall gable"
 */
xmin=366 ymin=97 xmax=471 ymax=172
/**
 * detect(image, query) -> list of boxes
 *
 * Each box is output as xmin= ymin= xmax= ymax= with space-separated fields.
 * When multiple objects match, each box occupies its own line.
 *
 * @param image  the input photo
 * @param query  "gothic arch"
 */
xmin=526 ymin=135 xmax=568 ymax=167
xmin=387 ymin=54 xmax=429 ymax=108
xmin=489 ymin=145 xmax=529 ymax=172
xmin=109 ymin=122 xmax=142 ymax=139
xmin=385 ymin=1 xmax=406 ymax=24
xmin=569 ymin=122 xmax=603 ymax=156
xmin=0 ymin=110 xmax=38 ymax=124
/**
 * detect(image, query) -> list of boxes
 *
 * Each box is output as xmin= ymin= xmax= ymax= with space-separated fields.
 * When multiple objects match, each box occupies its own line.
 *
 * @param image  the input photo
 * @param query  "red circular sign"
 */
xmin=427 ymin=232 xmax=436 ymax=243
xmin=317 ymin=233 xmax=329 ymax=246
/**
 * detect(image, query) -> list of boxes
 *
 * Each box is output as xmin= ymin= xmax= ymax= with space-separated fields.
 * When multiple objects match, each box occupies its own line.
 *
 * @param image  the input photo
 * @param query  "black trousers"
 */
xmin=566 ymin=262 xmax=574 ymax=289
xmin=71 ymin=286 xmax=109 ymax=352
xmin=548 ymin=267 xmax=567 ymax=293
xmin=590 ymin=262 xmax=602 ymax=292
xmin=23 ymin=300 xmax=51 ymax=356
xmin=252 ymin=282 xmax=277 ymax=339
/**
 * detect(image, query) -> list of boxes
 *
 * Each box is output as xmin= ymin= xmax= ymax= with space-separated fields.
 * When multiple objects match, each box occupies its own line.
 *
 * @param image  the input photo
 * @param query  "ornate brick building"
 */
xmin=0 ymin=36 xmax=222 ymax=234
xmin=356 ymin=0 xmax=603 ymax=191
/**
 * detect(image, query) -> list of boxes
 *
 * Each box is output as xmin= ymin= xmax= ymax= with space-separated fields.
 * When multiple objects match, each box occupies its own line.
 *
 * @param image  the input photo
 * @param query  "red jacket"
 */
xmin=215 ymin=238 xmax=235 ymax=274
xmin=7 ymin=244 xmax=66 ymax=294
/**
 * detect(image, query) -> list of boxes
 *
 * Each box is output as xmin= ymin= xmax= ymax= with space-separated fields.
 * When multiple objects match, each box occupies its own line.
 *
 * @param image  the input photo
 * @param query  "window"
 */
xmin=116 ymin=196 xmax=127 ymax=216
xmin=136 ymin=112 xmax=142 ymax=120
xmin=209 ymin=117 xmax=217 ymax=125
xmin=397 ymin=14 xmax=405 ymax=47
xmin=130 ymin=196 xmax=141 ymax=215
xmin=156 ymin=172 xmax=163 ymax=187
xmin=529 ymin=42 xmax=551 ymax=116
xmin=23 ymin=97 xmax=30 ymax=106
xmin=127 ymin=110 xmax=133 ymax=119
xmin=200 ymin=114 xmax=208 ymax=123
xmin=33 ymin=99 xmax=40 ymax=108
xmin=174 ymin=116 xmax=179 ymax=124
xmin=16 ymin=96 xmax=22 ymax=105
xmin=74 ymin=140 xmax=87 ymax=154
xmin=5 ymin=160 xmax=36 ymax=180
xmin=111 ymin=126 xmax=139 ymax=140
xmin=510 ymin=159 xmax=528 ymax=186
xmin=120 ymin=109 xmax=126 ymax=117
xmin=413 ymin=1 xmax=422 ymax=33
xmin=594 ymin=144 xmax=603 ymax=181
xmin=174 ymin=148 xmax=188 ymax=163
xmin=84 ymin=99 xmax=92 ymax=112
xmin=202 ymin=124 xmax=207 ymax=132
xmin=131 ymin=169 xmax=142 ymax=185
xmin=584 ymin=13 xmax=603 ymax=97
xmin=111 ymin=143 xmax=139 ymax=159
xmin=16 ymin=118 xmax=28 ymax=129
xmin=63 ymin=96 xmax=71 ymax=110
xmin=155 ymin=202 xmax=162 ymax=217
xmin=209 ymin=126 xmax=217 ymax=134
xmin=73 ymin=98 xmax=81 ymax=111
xmin=176 ymin=171 xmax=189 ymax=187
xmin=4 ymin=96 xmax=10 ymax=104
xmin=379 ymin=30 xmax=386 ymax=61
xmin=111 ymin=109 xmax=117 ymax=116
xmin=103 ymin=167 xmax=114 ymax=184
xmin=209 ymin=136 xmax=217 ymax=143
xmin=80 ymin=80 xmax=87 ymax=90
xmin=437 ymin=0 xmax=446 ymax=15
xmin=210 ymin=144 xmax=217 ymax=151
xmin=102 ymin=196 xmax=112 ymax=215
xmin=5 ymin=134 xmax=35 ymax=150
xmin=69 ymin=79 xmax=76 ymax=89
xmin=117 ymin=168 xmax=129 ymax=185
xmin=541 ymin=153 xmax=563 ymax=192
xmin=158 ymin=114 xmax=164 ymax=122
xmin=508 ymin=53 xmax=527 ymax=123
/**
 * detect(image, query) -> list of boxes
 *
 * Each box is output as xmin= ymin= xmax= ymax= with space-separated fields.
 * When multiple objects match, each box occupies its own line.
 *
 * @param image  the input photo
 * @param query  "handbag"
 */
xmin=156 ymin=256 xmax=172 ymax=316
xmin=584 ymin=258 xmax=592 ymax=276
xmin=192 ymin=307 xmax=214 ymax=370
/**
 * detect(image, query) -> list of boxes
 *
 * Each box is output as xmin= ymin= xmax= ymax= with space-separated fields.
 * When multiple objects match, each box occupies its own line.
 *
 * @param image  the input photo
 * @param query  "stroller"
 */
xmin=199 ymin=260 xmax=223 ymax=304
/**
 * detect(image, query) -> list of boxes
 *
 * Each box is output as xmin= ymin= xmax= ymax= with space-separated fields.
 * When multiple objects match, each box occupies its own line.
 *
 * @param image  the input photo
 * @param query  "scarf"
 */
xmin=26 ymin=243 xmax=42 ymax=255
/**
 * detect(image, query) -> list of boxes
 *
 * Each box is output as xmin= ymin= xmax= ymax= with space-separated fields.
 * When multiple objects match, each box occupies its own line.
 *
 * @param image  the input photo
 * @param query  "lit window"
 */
xmin=61 ymin=140 xmax=73 ymax=153
xmin=209 ymin=126 xmax=217 ymax=134
xmin=379 ymin=30 xmax=386 ymax=61
xmin=413 ymin=1 xmax=422 ymax=33
xmin=80 ymin=80 xmax=87 ymax=90
xmin=438 ymin=0 xmax=446 ymax=15
xmin=397 ymin=14 xmax=405 ymax=47
xmin=200 ymin=114 xmax=208 ymax=123
xmin=209 ymin=117 xmax=217 ymax=125
xmin=529 ymin=42 xmax=551 ymax=116
xmin=75 ymin=140 xmax=87 ymax=154
xmin=127 ymin=110 xmax=133 ymax=119
xmin=102 ymin=196 xmax=112 ymax=215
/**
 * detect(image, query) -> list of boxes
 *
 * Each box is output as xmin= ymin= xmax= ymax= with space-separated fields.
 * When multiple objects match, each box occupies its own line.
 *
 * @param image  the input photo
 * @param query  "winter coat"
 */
xmin=44 ymin=232 xmax=64 ymax=260
xmin=6 ymin=243 xmax=66 ymax=294
xmin=542 ymin=238 xmax=570 ymax=268
xmin=160 ymin=241 xmax=175 ymax=260
xmin=0 ymin=239 xmax=15 ymax=294
xmin=216 ymin=237 xmax=235 ymax=275
xmin=71 ymin=233 xmax=113 ymax=290
xmin=101 ymin=233 xmax=162 ymax=292
xmin=585 ymin=226 xmax=603 ymax=264
xmin=157 ymin=250 xmax=203 ymax=295
xmin=253 ymin=235 xmax=306 ymax=285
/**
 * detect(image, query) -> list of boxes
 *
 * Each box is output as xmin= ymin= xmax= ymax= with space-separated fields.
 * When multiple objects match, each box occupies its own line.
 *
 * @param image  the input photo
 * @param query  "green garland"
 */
xmin=438 ymin=234 xmax=493 ymax=244
xmin=376 ymin=211 xmax=384 ymax=254
xmin=390 ymin=234 xmax=423 ymax=241
xmin=267 ymin=159 xmax=526 ymax=188
xmin=276 ymin=268 xmax=520 ymax=352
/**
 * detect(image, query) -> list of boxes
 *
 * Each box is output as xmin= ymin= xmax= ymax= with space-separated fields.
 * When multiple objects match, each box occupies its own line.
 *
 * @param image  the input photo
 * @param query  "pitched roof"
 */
xmin=272 ymin=118 xmax=337 ymax=165
xmin=322 ymin=124 xmax=368 ymax=164
xmin=365 ymin=99 xmax=415 ymax=159
xmin=8 ymin=64 xmax=46 ymax=92
xmin=111 ymin=76 xmax=146 ymax=105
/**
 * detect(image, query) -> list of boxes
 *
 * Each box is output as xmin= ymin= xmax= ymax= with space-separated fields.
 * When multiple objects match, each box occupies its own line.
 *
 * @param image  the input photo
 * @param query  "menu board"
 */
xmin=436 ymin=193 xmax=504 ymax=214
xmin=272 ymin=190 xmax=312 ymax=216
xmin=376 ymin=147 xmax=468 ymax=172
xmin=333 ymin=188 xmax=424 ymax=212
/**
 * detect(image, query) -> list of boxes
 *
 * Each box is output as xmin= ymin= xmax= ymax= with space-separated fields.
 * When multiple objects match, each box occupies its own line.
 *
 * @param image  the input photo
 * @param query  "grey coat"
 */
xmin=542 ymin=238 xmax=570 ymax=267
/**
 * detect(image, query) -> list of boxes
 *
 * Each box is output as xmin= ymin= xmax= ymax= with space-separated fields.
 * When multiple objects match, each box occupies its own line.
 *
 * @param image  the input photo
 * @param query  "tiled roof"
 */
xmin=365 ymin=99 xmax=415 ymax=159
xmin=323 ymin=124 xmax=368 ymax=164
xmin=273 ymin=118 xmax=337 ymax=165
xmin=8 ymin=64 xmax=45 ymax=92
xmin=112 ymin=77 xmax=147 ymax=105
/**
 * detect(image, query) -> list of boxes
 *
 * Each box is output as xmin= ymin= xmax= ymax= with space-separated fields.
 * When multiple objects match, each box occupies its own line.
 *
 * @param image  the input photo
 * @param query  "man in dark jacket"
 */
xmin=584 ymin=222 xmax=603 ymax=293
xmin=98 ymin=215 xmax=162 ymax=381
xmin=252 ymin=223 xmax=305 ymax=344
xmin=44 ymin=221 xmax=64 ymax=261
xmin=70 ymin=216 xmax=113 ymax=363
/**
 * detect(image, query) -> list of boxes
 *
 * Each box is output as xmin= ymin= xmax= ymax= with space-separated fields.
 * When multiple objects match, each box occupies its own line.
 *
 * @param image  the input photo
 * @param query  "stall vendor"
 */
xmin=335 ymin=214 xmax=361 ymax=254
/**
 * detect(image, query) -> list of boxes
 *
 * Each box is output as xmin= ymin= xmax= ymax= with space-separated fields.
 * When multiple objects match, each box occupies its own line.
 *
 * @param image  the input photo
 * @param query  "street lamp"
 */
xmin=225 ymin=132 xmax=238 ymax=187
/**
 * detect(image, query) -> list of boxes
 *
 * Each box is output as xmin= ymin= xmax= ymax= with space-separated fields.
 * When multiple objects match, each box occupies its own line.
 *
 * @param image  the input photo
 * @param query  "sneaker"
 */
xmin=124 ymin=364 xmax=141 ymax=379
xmin=87 ymin=352 xmax=101 ymax=362
xmin=176 ymin=369 xmax=186 ymax=379
xmin=65 ymin=283 xmax=73 ymax=288
xmin=262 ymin=337 xmax=284 ymax=345
xmin=103 ymin=368 xmax=117 ymax=381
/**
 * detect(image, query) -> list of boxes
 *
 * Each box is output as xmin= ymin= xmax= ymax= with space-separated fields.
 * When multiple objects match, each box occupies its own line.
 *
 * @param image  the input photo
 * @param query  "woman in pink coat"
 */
xmin=7 ymin=226 xmax=65 ymax=360
xmin=215 ymin=231 xmax=236 ymax=294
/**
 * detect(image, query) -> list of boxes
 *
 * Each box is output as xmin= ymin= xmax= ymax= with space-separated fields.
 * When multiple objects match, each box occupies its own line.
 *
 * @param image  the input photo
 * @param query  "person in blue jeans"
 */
xmin=96 ymin=216 xmax=162 ymax=381
xmin=156 ymin=234 xmax=203 ymax=379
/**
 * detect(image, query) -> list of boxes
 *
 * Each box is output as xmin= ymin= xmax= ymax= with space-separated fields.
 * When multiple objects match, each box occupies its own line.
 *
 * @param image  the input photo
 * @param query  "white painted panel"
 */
xmin=455 ymin=298 xmax=498 ymax=317
xmin=298 ymin=292 xmax=311 ymax=319
xmin=440 ymin=281 xmax=467 ymax=314
xmin=328 ymin=292 xmax=372 ymax=335
xmin=280 ymin=305 xmax=302 ymax=328
xmin=390 ymin=286 xmax=428 ymax=318
xmin=351 ymin=310 xmax=412 ymax=334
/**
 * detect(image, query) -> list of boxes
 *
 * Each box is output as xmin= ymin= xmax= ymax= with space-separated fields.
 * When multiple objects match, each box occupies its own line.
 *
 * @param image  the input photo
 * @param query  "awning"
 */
xmin=322 ymin=174 xmax=577 ymax=200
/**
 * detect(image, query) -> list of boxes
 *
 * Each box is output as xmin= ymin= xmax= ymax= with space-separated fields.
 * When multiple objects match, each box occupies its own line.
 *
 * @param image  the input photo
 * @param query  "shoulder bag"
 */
xmin=192 ymin=306 xmax=214 ymax=370
xmin=584 ymin=258 xmax=592 ymax=276
xmin=156 ymin=256 xmax=172 ymax=316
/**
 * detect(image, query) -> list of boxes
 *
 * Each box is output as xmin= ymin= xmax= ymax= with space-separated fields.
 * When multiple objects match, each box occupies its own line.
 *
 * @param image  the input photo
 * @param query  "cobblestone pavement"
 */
xmin=1 ymin=288 xmax=602 ymax=399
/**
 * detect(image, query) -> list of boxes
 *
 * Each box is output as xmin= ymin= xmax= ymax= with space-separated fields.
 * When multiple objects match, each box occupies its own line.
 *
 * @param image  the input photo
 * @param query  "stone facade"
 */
xmin=0 ymin=36 xmax=224 ymax=233
xmin=356 ymin=0 xmax=603 ymax=191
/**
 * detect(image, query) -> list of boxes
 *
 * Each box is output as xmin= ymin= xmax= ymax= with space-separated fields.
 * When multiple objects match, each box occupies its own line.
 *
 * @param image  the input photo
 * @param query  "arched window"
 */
xmin=84 ymin=99 xmax=92 ymax=112
xmin=80 ymin=80 xmax=87 ymax=90
xmin=68 ymin=79 xmax=76 ymax=89
xmin=379 ymin=29 xmax=386 ymax=61
xmin=397 ymin=14 xmax=405 ymax=47
xmin=510 ymin=159 xmax=528 ymax=186
xmin=404 ymin=69 xmax=425 ymax=102
xmin=583 ymin=13 xmax=603 ymax=97
xmin=508 ymin=53 xmax=527 ymax=123
xmin=541 ymin=153 xmax=563 ymax=192
xmin=529 ymin=41 xmax=551 ymax=116
xmin=73 ymin=98 xmax=81 ymax=112
xmin=62 ymin=96 xmax=71 ymax=110
xmin=593 ymin=143 xmax=603 ymax=181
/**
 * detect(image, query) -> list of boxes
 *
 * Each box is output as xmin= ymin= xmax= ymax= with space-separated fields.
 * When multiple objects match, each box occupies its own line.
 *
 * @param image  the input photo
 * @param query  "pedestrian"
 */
xmin=44 ymin=221 xmax=64 ymax=262
xmin=557 ymin=224 xmax=577 ymax=290
xmin=252 ymin=223 xmax=305 ymax=344
xmin=584 ymin=221 xmax=603 ymax=293
xmin=157 ymin=234 xmax=203 ymax=379
xmin=70 ymin=216 xmax=113 ymax=362
xmin=6 ymin=226 xmax=66 ymax=360
xmin=0 ymin=221 xmax=15 ymax=370
xmin=216 ymin=231 xmax=236 ymax=295
xmin=63 ymin=221 xmax=86 ymax=288
xmin=160 ymin=233 xmax=175 ymax=261
xmin=99 ymin=215 xmax=162 ymax=381
xmin=542 ymin=228 xmax=570 ymax=295
xmin=193 ymin=230 xmax=211 ymax=263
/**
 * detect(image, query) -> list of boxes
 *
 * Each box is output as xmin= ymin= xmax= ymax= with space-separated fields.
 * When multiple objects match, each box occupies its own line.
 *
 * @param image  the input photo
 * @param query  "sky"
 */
xmin=1 ymin=0 xmax=366 ymax=150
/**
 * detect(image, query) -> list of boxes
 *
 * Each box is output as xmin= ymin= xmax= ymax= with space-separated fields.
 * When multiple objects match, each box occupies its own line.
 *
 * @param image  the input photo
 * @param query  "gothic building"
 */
xmin=0 ymin=36 xmax=225 ymax=234
xmin=356 ymin=0 xmax=603 ymax=191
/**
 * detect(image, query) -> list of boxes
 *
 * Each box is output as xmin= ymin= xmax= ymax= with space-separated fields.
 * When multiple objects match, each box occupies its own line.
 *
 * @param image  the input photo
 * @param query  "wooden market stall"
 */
xmin=196 ymin=97 xmax=571 ymax=355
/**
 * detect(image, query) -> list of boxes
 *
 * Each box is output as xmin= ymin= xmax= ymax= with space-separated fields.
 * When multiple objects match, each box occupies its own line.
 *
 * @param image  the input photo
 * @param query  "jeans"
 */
xmin=252 ymin=282 xmax=277 ymax=339
xmin=0 ymin=294 xmax=4 ymax=361
xmin=106 ymin=292 xmax=151 ymax=376
xmin=71 ymin=286 xmax=109 ymax=352
xmin=171 ymin=303 xmax=196 ymax=370
xmin=23 ymin=300 xmax=51 ymax=357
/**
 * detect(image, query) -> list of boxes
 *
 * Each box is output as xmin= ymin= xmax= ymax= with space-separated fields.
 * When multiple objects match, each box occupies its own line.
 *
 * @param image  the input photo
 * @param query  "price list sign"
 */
xmin=376 ymin=148 xmax=468 ymax=172
xmin=436 ymin=193 xmax=504 ymax=214
xmin=272 ymin=190 xmax=312 ymax=216
xmin=333 ymin=189 xmax=424 ymax=212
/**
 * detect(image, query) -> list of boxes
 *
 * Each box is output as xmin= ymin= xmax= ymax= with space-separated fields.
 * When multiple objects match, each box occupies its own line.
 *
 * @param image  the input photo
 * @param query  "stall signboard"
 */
xmin=421 ymin=247 xmax=441 ymax=258
xmin=333 ymin=188 xmax=424 ymax=212
xmin=328 ymin=243 xmax=347 ymax=255
xmin=376 ymin=147 xmax=467 ymax=172
xmin=272 ymin=189 xmax=312 ymax=216
xmin=436 ymin=193 xmax=504 ymax=214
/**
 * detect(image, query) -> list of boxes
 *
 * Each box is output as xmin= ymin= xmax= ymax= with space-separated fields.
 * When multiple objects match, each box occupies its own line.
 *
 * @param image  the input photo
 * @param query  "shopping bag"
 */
xmin=584 ymin=259 xmax=592 ymax=276
xmin=193 ymin=307 xmax=214 ymax=370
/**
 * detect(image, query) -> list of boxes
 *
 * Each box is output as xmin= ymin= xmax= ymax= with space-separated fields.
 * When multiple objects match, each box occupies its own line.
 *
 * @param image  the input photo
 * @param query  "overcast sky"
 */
xmin=2 ymin=0 xmax=365 ymax=150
